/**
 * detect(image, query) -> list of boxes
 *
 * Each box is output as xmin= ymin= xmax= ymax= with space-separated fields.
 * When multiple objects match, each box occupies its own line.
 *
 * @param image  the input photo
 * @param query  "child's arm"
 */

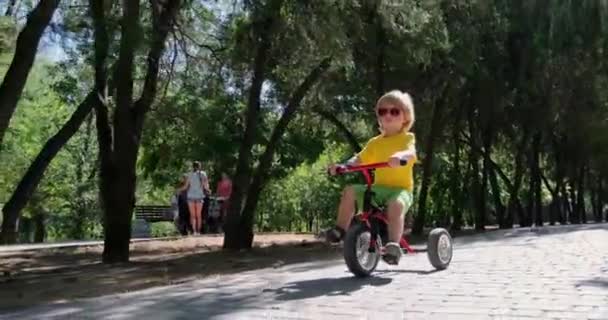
xmin=345 ymin=154 xmax=361 ymax=166
xmin=389 ymin=144 xmax=417 ymax=167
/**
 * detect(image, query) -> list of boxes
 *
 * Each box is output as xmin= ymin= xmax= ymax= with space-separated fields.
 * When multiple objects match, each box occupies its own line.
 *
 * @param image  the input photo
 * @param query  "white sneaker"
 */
xmin=383 ymin=242 xmax=402 ymax=265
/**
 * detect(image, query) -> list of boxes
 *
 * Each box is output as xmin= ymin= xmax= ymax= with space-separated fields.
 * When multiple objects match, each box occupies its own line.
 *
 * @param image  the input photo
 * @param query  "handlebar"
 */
xmin=329 ymin=159 xmax=409 ymax=176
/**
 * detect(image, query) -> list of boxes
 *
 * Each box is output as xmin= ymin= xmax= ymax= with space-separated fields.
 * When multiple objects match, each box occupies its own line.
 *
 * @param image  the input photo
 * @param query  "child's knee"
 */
xmin=387 ymin=200 xmax=405 ymax=217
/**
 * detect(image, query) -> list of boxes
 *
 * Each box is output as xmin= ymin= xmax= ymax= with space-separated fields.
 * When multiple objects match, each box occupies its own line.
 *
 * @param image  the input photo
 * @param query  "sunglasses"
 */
xmin=377 ymin=107 xmax=402 ymax=117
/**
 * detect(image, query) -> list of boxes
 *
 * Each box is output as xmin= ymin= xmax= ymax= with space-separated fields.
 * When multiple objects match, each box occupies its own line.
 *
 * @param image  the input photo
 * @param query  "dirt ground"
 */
xmin=0 ymin=233 xmax=341 ymax=310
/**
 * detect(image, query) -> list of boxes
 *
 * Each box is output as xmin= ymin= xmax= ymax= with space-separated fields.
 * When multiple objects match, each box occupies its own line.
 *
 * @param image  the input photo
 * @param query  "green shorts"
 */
xmin=353 ymin=185 xmax=413 ymax=216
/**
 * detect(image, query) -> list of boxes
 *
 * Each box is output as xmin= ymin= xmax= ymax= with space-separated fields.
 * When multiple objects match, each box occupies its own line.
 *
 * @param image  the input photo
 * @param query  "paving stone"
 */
xmin=2 ymin=224 xmax=607 ymax=320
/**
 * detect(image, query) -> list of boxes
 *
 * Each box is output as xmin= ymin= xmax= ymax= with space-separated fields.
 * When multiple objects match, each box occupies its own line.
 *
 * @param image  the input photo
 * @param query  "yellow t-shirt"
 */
xmin=357 ymin=131 xmax=416 ymax=191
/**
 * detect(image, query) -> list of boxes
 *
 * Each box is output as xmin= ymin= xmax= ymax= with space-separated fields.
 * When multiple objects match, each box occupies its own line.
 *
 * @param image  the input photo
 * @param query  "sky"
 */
xmin=6 ymin=0 xmax=238 ymax=63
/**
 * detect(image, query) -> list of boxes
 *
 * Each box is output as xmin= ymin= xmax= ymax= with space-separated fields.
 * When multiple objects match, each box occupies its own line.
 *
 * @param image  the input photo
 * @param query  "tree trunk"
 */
xmin=33 ymin=212 xmax=45 ymax=243
xmin=577 ymin=165 xmax=586 ymax=223
xmin=558 ymin=185 xmax=566 ymax=223
xmin=223 ymin=1 xmax=283 ymax=250
xmin=524 ymin=175 xmax=533 ymax=227
xmin=601 ymin=176 xmax=606 ymax=222
xmin=541 ymin=173 xmax=558 ymax=226
xmin=464 ymin=103 xmax=485 ymax=231
xmin=568 ymin=180 xmax=578 ymax=224
xmin=563 ymin=182 xmax=573 ymax=223
xmin=18 ymin=217 xmax=32 ymax=243
xmin=375 ymin=18 xmax=385 ymax=97
xmin=413 ymin=87 xmax=449 ymax=235
xmin=472 ymin=153 xmax=485 ymax=230
xmin=95 ymin=0 xmax=180 ymax=262
xmin=552 ymin=136 xmax=566 ymax=224
xmin=532 ymin=132 xmax=543 ymax=227
xmin=308 ymin=214 xmax=313 ymax=233
xmin=598 ymin=176 xmax=604 ymax=222
xmin=100 ymin=0 xmax=140 ymax=263
xmin=489 ymin=165 xmax=505 ymax=227
xmin=0 ymin=0 xmax=61 ymax=147
xmin=592 ymin=173 xmax=601 ymax=223
xmin=0 ymin=92 xmax=96 ymax=244
xmin=450 ymin=123 xmax=463 ymax=231
xmin=482 ymin=125 xmax=504 ymax=228
xmin=230 ymin=58 xmax=332 ymax=249
xmin=101 ymin=161 xmax=136 ymax=263
xmin=506 ymin=130 xmax=528 ymax=228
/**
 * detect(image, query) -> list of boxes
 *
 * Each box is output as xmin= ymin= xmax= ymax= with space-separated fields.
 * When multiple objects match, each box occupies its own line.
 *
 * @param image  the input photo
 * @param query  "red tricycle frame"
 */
xmin=335 ymin=161 xmax=415 ymax=254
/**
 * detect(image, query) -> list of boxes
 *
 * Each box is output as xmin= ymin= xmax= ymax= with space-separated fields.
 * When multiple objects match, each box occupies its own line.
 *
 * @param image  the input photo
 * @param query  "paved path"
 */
xmin=1 ymin=224 xmax=607 ymax=320
xmin=0 ymin=238 xmax=178 ymax=252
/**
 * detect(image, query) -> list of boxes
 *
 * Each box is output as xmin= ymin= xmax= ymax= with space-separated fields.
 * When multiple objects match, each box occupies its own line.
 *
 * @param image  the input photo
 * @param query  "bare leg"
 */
xmin=194 ymin=201 xmax=203 ymax=233
xmin=336 ymin=186 xmax=357 ymax=231
xmin=386 ymin=200 xmax=405 ymax=243
xmin=188 ymin=201 xmax=197 ymax=234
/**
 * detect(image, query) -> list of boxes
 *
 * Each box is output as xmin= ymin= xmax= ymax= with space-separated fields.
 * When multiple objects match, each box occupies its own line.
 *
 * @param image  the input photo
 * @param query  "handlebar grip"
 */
xmin=328 ymin=165 xmax=348 ymax=176
xmin=399 ymin=159 xmax=408 ymax=166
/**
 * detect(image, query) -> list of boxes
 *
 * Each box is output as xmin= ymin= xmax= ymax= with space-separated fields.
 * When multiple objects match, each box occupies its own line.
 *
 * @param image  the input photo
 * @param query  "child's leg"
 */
xmin=377 ymin=188 xmax=412 ymax=242
xmin=336 ymin=186 xmax=357 ymax=231
xmin=386 ymin=200 xmax=405 ymax=243
xmin=325 ymin=185 xmax=361 ymax=243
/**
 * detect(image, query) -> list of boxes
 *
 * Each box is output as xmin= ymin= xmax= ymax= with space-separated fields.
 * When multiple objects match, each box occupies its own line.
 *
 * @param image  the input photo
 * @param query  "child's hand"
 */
xmin=388 ymin=156 xmax=402 ymax=168
xmin=389 ymin=152 xmax=414 ymax=167
xmin=328 ymin=164 xmax=338 ymax=176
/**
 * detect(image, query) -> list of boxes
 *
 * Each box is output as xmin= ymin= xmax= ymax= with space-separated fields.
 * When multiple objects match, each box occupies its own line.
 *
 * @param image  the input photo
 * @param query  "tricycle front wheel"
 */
xmin=343 ymin=223 xmax=381 ymax=277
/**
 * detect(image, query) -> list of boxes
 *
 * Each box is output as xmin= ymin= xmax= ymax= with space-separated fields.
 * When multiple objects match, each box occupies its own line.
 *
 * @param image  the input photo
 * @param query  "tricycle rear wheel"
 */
xmin=426 ymin=228 xmax=453 ymax=269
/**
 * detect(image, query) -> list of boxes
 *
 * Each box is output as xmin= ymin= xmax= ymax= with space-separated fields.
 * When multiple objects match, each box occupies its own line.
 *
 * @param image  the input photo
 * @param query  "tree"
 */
xmin=91 ymin=0 xmax=182 ymax=263
xmin=0 ymin=0 xmax=61 ymax=148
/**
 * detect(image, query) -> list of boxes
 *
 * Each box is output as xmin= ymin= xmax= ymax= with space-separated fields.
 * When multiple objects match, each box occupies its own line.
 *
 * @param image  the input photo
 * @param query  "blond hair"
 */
xmin=375 ymin=90 xmax=415 ymax=133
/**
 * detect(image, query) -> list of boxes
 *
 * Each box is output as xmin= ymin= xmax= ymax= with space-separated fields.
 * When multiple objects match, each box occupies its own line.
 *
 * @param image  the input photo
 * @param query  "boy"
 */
xmin=326 ymin=90 xmax=417 ymax=265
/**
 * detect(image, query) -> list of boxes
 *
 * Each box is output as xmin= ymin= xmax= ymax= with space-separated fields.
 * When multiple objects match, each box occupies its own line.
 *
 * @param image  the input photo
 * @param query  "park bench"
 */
xmin=131 ymin=198 xmax=226 ymax=237
xmin=132 ymin=205 xmax=174 ymax=238
xmin=134 ymin=205 xmax=174 ymax=222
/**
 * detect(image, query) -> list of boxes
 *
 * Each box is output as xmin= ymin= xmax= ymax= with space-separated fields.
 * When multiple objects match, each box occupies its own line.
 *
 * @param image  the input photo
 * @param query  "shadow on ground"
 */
xmin=0 ymin=241 xmax=342 ymax=311
xmin=576 ymin=278 xmax=608 ymax=289
xmin=264 ymin=276 xmax=392 ymax=301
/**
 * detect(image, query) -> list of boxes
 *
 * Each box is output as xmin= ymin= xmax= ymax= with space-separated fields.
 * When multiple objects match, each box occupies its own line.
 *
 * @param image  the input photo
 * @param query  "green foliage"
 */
xmin=2 ymin=0 xmax=608 ymax=244
xmin=256 ymin=143 xmax=351 ymax=232
xmin=0 ymin=16 xmax=16 ymax=69
xmin=1 ymin=61 xmax=102 ymax=241
xmin=150 ymin=222 xmax=179 ymax=238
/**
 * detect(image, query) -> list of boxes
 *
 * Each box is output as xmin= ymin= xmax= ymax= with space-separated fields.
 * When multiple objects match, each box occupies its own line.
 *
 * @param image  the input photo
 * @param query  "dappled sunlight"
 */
xmin=0 ymin=238 xmax=341 ymax=310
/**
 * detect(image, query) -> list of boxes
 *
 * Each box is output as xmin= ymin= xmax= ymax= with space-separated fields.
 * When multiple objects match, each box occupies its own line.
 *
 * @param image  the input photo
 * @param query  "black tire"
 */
xmin=427 ymin=228 xmax=453 ymax=270
xmin=343 ymin=222 xmax=381 ymax=277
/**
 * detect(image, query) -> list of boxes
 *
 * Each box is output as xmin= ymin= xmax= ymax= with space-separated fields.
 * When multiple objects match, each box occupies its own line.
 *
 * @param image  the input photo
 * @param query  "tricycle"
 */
xmin=332 ymin=161 xmax=453 ymax=277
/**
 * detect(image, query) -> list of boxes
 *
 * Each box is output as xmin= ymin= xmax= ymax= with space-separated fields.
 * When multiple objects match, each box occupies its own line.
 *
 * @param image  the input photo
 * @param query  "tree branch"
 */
xmin=114 ymin=0 xmax=140 ymax=114
xmin=134 ymin=0 xmax=182 ymax=114
xmin=313 ymin=106 xmax=361 ymax=152
xmin=459 ymin=136 xmax=515 ymax=192
xmin=241 ymin=57 xmax=333 ymax=228
xmin=90 ymin=0 xmax=113 ymax=164
xmin=0 ymin=0 xmax=61 ymax=147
